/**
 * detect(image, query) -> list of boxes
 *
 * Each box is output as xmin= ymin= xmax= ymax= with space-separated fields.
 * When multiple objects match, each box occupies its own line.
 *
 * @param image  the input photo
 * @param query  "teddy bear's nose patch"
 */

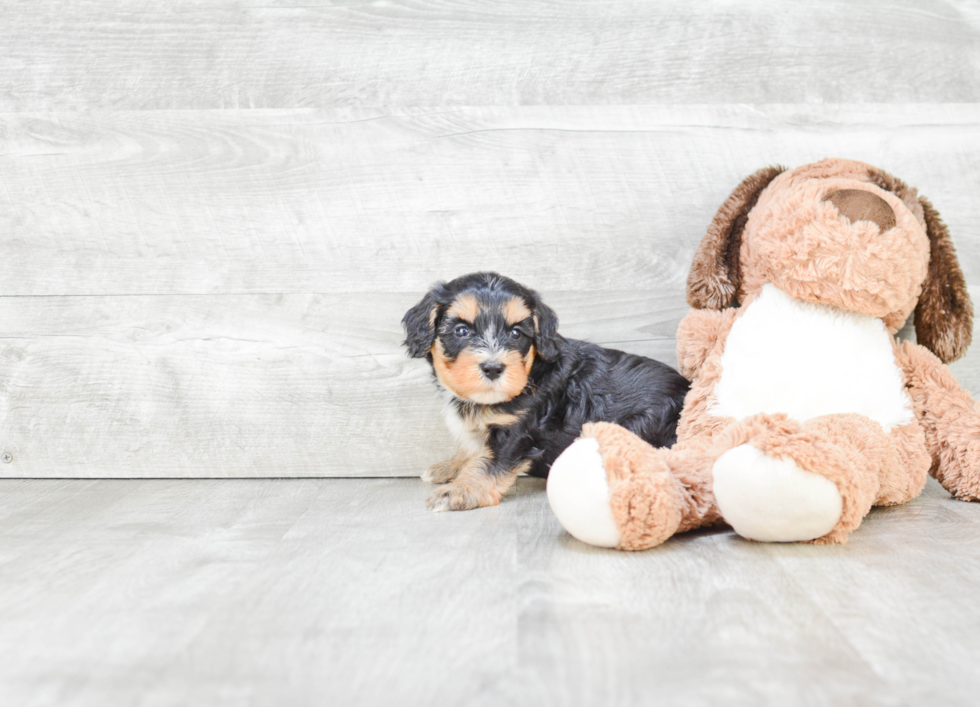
xmin=826 ymin=189 xmax=897 ymax=231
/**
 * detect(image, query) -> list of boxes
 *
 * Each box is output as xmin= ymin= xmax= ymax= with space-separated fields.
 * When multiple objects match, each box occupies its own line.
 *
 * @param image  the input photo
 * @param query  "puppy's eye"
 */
xmin=454 ymin=325 xmax=470 ymax=337
xmin=510 ymin=328 xmax=523 ymax=339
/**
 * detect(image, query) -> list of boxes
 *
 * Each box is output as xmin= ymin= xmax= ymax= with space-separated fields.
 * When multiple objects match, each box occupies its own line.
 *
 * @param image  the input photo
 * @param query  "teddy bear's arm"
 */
xmin=894 ymin=340 xmax=980 ymax=501
xmin=676 ymin=308 xmax=738 ymax=380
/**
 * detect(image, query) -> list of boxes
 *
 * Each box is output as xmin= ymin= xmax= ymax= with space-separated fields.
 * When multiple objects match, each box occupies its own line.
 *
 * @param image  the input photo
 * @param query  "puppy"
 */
xmin=402 ymin=272 xmax=690 ymax=512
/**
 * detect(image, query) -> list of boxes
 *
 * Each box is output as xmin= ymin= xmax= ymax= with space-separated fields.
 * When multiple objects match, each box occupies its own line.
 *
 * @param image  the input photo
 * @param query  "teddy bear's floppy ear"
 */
xmin=686 ymin=165 xmax=785 ymax=309
xmin=913 ymin=198 xmax=973 ymax=363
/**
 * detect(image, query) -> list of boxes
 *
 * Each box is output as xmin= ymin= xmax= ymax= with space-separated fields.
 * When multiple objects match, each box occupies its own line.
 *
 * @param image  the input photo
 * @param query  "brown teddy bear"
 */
xmin=546 ymin=158 xmax=979 ymax=550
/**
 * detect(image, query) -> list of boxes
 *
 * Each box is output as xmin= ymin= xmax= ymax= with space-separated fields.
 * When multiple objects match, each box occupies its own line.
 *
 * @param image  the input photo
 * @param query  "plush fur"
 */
xmin=687 ymin=165 xmax=785 ymax=310
xmin=403 ymin=272 xmax=690 ymax=512
xmin=713 ymin=443 xmax=843 ymax=542
xmin=711 ymin=284 xmax=913 ymax=431
xmin=547 ymin=158 xmax=980 ymax=550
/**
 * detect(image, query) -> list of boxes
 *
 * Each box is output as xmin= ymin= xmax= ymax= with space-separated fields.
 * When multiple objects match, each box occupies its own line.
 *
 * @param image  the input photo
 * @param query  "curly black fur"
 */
xmin=403 ymin=272 xmax=690 ymax=479
xmin=488 ymin=341 xmax=690 ymax=477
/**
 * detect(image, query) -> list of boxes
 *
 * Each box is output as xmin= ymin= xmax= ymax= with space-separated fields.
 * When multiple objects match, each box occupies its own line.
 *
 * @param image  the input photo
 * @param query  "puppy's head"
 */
xmin=402 ymin=272 xmax=560 ymax=404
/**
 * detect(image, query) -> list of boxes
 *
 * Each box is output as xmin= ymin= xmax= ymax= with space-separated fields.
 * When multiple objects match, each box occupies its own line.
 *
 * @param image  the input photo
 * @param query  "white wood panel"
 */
xmin=3 ymin=1 xmax=980 ymax=479
xmin=1 ymin=476 xmax=977 ymax=706
xmin=2 ymin=288 xmax=979 ymax=478
xmin=2 ymin=105 xmax=980 ymax=297
xmin=2 ymin=0 xmax=979 ymax=110
xmin=0 ymin=291 xmax=685 ymax=477
xmin=3 ymin=104 xmax=980 ymax=477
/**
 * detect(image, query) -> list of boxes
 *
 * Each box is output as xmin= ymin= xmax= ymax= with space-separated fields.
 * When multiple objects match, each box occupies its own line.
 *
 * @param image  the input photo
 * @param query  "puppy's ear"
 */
xmin=913 ymin=197 xmax=973 ymax=363
xmin=687 ymin=165 xmax=785 ymax=309
xmin=402 ymin=285 xmax=447 ymax=358
xmin=532 ymin=297 xmax=561 ymax=361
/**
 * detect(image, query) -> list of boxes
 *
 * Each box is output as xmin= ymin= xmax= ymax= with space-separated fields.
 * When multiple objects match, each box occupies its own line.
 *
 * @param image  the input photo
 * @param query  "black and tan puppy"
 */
xmin=402 ymin=272 xmax=690 ymax=512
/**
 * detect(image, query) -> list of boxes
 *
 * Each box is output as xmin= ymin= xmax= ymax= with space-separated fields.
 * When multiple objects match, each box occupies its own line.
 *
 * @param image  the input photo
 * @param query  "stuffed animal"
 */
xmin=546 ymin=158 xmax=979 ymax=550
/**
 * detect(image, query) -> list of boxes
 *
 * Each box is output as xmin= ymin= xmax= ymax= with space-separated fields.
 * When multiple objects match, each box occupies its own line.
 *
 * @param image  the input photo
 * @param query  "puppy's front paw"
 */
xmin=421 ymin=458 xmax=463 ymax=484
xmin=426 ymin=481 xmax=498 ymax=512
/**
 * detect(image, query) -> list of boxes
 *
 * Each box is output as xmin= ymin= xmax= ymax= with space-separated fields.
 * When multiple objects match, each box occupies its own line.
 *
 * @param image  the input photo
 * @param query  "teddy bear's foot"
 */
xmin=547 ymin=423 xmax=686 ymax=550
xmin=712 ymin=444 xmax=843 ymax=542
xmin=546 ymin=437 xmax=622 ymax=547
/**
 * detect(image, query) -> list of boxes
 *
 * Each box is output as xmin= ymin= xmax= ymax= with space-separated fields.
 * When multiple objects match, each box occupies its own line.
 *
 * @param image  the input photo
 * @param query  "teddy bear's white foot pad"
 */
xmin=713 ymin=444 xmax=843 ymax=542
xmin=546 ymin=438 xmax=621 ymax=548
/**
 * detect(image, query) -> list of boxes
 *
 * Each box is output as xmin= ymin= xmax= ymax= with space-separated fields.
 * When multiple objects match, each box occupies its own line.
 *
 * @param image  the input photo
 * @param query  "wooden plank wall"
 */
xmin=1 ymin=0 xmax=979 ymax=477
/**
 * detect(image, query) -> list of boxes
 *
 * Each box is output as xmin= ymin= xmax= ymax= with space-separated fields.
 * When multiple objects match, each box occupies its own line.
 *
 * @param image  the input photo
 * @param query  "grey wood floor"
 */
xmin=1 ymin=476 xmax=977 ymax=707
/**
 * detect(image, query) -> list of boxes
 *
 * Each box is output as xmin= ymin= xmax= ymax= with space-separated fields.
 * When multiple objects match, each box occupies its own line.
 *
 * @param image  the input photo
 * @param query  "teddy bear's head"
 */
xmin=686 ymin=158 xmax=973 ymax=363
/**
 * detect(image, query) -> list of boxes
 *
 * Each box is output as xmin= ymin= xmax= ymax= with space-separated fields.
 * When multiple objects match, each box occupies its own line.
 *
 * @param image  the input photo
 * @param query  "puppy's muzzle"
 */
xmin=480 ymin=360 xmax=505 ymax=381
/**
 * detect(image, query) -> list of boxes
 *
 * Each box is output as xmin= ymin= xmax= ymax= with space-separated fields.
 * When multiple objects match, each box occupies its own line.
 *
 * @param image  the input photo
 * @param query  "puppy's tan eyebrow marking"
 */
xmin=448 ymin=294 xmax=479 ymax=323
xmin=504 ymin=298 xmax=531 ymax=326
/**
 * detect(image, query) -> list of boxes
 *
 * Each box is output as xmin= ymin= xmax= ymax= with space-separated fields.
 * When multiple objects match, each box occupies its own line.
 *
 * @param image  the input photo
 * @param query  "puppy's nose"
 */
xmin=480 ymin=361 xmax=505 ymax=381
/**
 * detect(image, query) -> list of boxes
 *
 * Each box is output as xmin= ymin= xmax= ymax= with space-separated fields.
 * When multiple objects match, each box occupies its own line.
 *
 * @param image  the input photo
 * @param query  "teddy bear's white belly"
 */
xmin=710 ymin=284 xmax=913 ymax=431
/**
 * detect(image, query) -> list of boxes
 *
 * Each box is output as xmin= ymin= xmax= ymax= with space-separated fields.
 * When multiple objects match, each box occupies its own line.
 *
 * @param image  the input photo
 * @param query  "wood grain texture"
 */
xmin=4 ymin=3 xmax=980 ymax=705
xmin=0 ymin=476 xmax=977 ymax=706
xmin=3 ymin=105 xmax=980 ymax=476
xmin=0 ymin=291 xmax=682 ymax=477
xmin=3 ymin=105 xmax=980 ymax=296
xmin=3 ymin=1 xmax=980 ymax=478
xmin=2 ymin=288 xmax=980 ymax=478
xmin=3 ymin=0 xmax=980 ymax=110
